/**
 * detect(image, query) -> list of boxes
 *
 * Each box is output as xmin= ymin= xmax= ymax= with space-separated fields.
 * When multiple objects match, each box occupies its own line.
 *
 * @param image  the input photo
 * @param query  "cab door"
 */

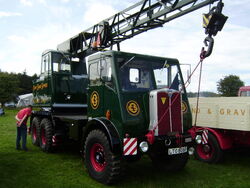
xmin=87 ymin=56 xmax=117 ymax=119
xmin=88 ymin=59 xmax=104 ymax=118
xmin=33 ymin=52 xmax=52 ymax=106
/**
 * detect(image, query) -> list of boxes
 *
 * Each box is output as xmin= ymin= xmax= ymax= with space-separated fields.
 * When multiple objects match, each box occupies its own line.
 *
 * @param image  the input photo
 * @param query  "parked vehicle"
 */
xmin=189 ymin=97 xmax=250 ymax=163
xmin=30 ymin=0 xmax=227 ymax=184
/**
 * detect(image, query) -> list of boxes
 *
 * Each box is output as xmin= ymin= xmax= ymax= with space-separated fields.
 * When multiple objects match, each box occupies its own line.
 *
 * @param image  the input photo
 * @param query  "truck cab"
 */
xmin=87 ymin=50 xmax=192 ymax=138
xmin=238 ymin=86 xmax=250 ymax=97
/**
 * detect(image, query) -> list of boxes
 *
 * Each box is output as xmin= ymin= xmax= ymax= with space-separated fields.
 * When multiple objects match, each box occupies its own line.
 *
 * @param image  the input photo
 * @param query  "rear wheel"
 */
xmin=194 ymin=132 xmax=223 ymax=163
xmin=149 ymin=152 xmax=188 ymax=171
xmin=40 ymin=118 xmax=53 ymax=152
xmin=31 ymin=117 xmax=41 ymax=146
xmin=84 ymin=129 xmax=122 ymax=184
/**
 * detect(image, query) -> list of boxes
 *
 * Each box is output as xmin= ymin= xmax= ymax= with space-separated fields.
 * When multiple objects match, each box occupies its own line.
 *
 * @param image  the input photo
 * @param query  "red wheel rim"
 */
xmin=90 ymin=143 xmax=106 ymax=172
xmin=196 ymin=144 xmax=213 ymax=160
xmin=32 ymin=126 xmax=37 ymax=141
xmin=41 ymin=127 xmax=46 ymax=145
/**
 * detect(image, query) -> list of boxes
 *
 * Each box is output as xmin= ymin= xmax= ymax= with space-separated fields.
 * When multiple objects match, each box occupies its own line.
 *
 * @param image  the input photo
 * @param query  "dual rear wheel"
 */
xmin=31 ymin=117 xmax=53 ymax=152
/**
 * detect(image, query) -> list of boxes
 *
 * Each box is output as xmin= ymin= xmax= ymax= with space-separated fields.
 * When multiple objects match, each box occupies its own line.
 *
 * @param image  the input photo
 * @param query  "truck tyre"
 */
xmin=149 ymin=152 xmax=188 ymax=172
xmin=195 ymin=132 xmax=223 ymax=163
xmin=84 ymin=129 xmax=122 ymax=185
xmin=31 ymin=117 xmax=41 ymax=146
xmin=40 ymin=118 xmax=53 ymax=152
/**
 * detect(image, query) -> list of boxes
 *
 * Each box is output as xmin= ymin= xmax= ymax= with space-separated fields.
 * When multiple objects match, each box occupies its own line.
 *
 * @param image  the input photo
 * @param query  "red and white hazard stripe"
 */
xmin=123 ymin=138 xmax=137 ymax=156
xmin=202 ymin=129 xmax=208 ymax=144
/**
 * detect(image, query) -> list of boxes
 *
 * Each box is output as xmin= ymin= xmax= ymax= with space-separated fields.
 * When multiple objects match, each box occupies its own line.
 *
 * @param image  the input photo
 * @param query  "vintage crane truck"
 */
xmin=31 ymin=0 xmax=227 ymax=184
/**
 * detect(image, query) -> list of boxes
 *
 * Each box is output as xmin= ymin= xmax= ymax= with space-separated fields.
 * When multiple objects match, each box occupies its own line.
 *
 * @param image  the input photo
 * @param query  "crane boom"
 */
xmin=57 ymin=0 xmax=220 ymax=56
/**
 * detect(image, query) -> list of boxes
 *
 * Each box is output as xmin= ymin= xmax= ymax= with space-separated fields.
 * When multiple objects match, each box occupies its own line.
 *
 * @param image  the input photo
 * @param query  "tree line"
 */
xmin=0 ymin=71 xmax=38 ymax=106
xmin=0 ymin=71 xmax=246 ymax=106
xmin=188 ymin=75 xmax=245 ymax=97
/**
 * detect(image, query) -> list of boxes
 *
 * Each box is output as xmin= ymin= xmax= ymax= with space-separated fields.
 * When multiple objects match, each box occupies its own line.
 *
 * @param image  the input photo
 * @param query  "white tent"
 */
xmin=17 ymin=93 xmax=33 ymax=107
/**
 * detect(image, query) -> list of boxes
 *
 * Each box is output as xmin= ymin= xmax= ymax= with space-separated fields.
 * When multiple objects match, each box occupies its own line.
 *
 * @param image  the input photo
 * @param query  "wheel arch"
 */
xmin=31 ymin=111 xmax=53 ymax=126
xmin=197 ymin=127 xmax=232 ymax=150
xmin=83 ymin=117 xmax=121 ymax=155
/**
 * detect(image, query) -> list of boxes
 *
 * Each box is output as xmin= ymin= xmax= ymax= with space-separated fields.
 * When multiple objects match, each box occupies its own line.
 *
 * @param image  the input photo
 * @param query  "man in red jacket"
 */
xmin=15 ymin=105 xmax=32 ymax=151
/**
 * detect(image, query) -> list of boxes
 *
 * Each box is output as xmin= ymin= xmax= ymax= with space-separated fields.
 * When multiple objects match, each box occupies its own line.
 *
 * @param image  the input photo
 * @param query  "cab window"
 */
xmin=40 ymin=53 xmax=51 ymax=80
xmin=89 ymin=61 xmax=101 ymax=86
xmin=118 ymin=56 xmax=154 ymax=92
xmin=52 ymin=53 xmax=71 ymax=73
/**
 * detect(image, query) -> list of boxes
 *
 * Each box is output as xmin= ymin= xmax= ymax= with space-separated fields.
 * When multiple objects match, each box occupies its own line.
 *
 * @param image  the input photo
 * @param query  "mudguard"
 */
xmin=194 ymin=127 xmax=232 ymax=150
xmin=84 ymin=117 xmax=121 ymax=155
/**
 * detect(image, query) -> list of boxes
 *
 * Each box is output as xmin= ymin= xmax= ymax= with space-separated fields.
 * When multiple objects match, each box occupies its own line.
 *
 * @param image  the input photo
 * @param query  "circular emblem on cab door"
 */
xmin=126 ymin=100 xmax=140 ymax=116
xmin=90 ymin=91 xmax=99 ymax=109
xmin=181 ymin=101 xmax=188 ymax=113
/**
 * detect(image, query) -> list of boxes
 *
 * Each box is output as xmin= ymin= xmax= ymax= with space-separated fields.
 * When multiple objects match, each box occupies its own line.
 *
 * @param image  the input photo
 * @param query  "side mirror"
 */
xmin=180 ymin=64 xmax=191 ymax=84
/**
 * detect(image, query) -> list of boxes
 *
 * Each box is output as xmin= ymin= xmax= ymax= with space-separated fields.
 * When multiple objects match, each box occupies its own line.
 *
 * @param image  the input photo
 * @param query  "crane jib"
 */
xmin=57 ymin=0 xmax=221 ymax=55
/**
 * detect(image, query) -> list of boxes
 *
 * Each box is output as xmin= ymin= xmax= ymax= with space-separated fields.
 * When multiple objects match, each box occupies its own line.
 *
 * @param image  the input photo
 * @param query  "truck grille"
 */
xmin=149 ymin=89 xmax=183 ymax=136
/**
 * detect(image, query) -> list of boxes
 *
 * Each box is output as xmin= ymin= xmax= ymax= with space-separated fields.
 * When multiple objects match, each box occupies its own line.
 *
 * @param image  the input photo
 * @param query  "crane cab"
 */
xmin=33 ymin=50 xmax=88 ymax=114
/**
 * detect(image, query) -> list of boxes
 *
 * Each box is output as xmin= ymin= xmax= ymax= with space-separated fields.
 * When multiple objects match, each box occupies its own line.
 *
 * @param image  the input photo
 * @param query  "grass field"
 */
xmin=1 ymin=109 xmax=250 ymax=188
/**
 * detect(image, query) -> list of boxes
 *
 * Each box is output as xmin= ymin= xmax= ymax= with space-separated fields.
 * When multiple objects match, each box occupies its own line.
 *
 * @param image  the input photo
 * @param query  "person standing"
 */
xmin=15 ymin=105 xmax=32 ymax=151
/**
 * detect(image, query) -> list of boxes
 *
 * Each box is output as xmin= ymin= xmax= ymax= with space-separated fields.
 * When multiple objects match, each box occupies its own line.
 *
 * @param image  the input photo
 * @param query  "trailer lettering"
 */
xmin=208 ymin=108 xmax=212 ymax=114
xmin=192 ymin=108 xmax=200 ymax=114
xmin=220 ymin=109 xmax=224 ymax=115
xmin=241 ymin=109 xmax=246 ymax=116
xmin=233 ymin=109 xmax=239 ymax=116
xmin=219 ymin=108 xmax=245 ymax=116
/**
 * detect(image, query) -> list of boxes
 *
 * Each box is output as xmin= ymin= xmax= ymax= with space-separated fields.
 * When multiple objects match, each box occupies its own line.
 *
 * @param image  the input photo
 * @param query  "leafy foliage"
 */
xmin=217 ymin=75 xmax=244 ymax=96
xmin=187 ymin=91 xmax=219 ymax=98
xmin=0 ymin=72 xmax=19 ymax=105
xmin=0 ymin=71 xmax=37 ymax=105
xmin=16 ymin=73 xmax=38 ymax=95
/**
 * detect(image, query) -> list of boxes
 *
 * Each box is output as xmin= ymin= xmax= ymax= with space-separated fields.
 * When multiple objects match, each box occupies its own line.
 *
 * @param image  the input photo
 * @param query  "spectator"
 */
xmin=15 ymin=105 xmax=32 ymax=151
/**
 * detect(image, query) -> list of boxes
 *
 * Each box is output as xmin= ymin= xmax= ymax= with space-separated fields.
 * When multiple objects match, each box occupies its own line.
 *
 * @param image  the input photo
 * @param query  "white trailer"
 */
xmin=188 ymin=97 xmax=250 ymax=163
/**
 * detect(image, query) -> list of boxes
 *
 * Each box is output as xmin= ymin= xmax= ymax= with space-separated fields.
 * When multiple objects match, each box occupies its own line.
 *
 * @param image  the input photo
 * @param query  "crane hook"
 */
xmin=200 ymin=36 xmax=214 ymax=59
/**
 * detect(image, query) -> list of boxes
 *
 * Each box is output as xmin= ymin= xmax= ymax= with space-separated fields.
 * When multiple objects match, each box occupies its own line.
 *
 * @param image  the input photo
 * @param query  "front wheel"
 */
xmin=84 ymin=130 xmax=122 ymax=184
xmin=194 ymin=132 xmax=223 ymax=163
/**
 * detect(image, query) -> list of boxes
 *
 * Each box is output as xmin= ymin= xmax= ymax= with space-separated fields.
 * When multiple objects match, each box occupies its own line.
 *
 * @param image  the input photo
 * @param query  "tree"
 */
xmin=0 ymin=72 xmax=19 ymax=106
xmin=187 ymin=91 xmax=219 ymax=98
xmin=217 ymin=75 xmax=244 ymax=96
xmin=16 ymin=73 xmax=34 ymax=95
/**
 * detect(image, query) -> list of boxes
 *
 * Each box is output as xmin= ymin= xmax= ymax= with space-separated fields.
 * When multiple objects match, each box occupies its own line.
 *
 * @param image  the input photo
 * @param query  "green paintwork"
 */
xmin=87 ymin=51 xmax=192 ymax=138
xmin=33 ymin=50 xmax=88 ymax=108
xmin=33 ymin=78 xmax=52 ymax=107
xmin=33 ymin=49 xmax=192 ymax=141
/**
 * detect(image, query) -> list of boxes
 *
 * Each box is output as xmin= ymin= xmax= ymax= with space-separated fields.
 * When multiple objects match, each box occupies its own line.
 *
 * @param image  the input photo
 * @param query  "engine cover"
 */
xmin=149 ymin=88 xmax=183 ymax=136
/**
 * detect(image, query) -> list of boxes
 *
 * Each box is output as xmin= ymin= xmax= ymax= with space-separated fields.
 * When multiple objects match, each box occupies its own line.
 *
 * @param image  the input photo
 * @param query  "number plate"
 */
xmin=168 ymin=146 xmax=187 ymax=155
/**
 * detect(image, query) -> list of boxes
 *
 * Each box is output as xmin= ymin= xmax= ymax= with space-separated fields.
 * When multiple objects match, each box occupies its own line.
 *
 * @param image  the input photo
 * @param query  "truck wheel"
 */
xmin=31 ymin=117 xmax=41 ymax=146
xmin=40 ymin=118 xmax=53 ymax=152
xmin=195 ymin=132 xmax=223 ymax=163
xmin=84 ymin=129 xmax=122 ymax=185
xmin=149 ymin=152 xmax=188 ymax=171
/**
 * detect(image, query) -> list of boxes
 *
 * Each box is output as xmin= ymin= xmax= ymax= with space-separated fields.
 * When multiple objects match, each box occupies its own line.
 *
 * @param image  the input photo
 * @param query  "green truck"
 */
xmin=30 ymin=0 xmax=226 ymax=184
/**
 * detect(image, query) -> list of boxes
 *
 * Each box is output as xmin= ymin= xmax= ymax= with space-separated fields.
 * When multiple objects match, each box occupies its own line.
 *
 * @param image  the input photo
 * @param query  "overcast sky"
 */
xmin=0 ymin=0 xmax=250 ymax=93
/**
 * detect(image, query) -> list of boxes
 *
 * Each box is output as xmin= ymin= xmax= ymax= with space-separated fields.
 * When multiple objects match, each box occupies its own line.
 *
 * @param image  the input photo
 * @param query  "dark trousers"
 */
xmin=16 ymin=124 xmax=27 ymax=150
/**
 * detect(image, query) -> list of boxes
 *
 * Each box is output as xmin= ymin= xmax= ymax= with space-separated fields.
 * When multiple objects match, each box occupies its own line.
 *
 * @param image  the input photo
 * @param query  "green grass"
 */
xmin=1 ymin=109 xmax=250 ymax=188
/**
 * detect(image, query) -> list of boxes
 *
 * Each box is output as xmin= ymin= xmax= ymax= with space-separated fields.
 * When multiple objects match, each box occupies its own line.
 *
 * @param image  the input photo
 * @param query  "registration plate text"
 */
xmin=168 ymin=146 xmax=187 ymax=155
